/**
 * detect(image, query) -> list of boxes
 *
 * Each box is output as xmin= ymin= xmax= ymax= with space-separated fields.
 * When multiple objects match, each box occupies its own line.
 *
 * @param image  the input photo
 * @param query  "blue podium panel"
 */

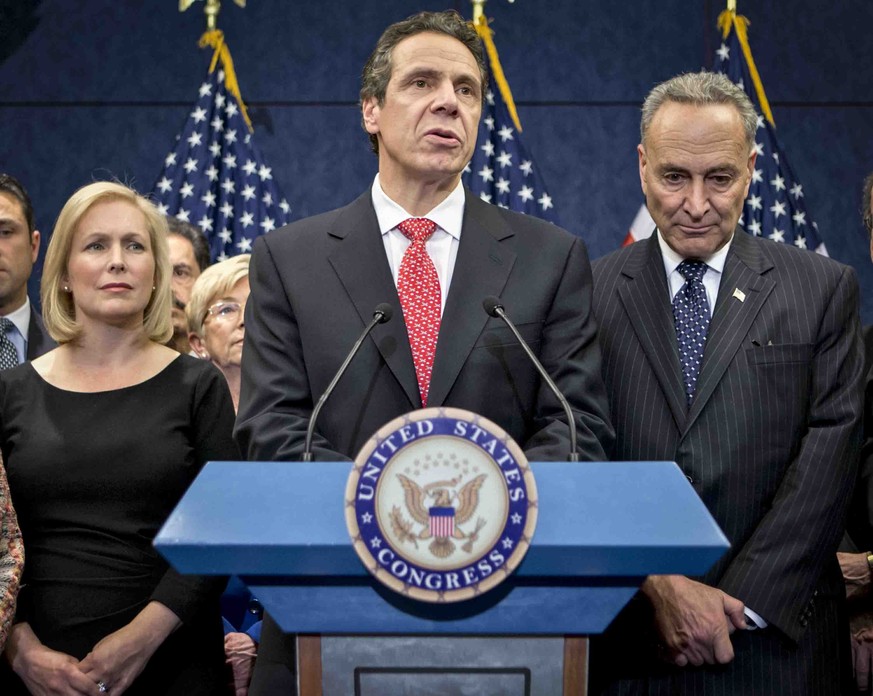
xmin=155 ymin=460 xmax=728 ymax=634
xmin=155 ymin=460 xmax=728 ymax=578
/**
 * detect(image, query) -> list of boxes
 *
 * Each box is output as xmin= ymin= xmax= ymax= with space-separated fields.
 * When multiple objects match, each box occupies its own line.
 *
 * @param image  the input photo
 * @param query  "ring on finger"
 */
xmin=97 ymin=681 xmax=109 ymax=693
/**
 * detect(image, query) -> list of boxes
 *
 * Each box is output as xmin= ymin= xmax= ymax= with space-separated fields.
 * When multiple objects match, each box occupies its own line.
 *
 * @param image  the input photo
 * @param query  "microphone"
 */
xmin=302 ymin=303 xmax=393 ymax=462
xmin=482 ymin=296 xmax=579 ymax=462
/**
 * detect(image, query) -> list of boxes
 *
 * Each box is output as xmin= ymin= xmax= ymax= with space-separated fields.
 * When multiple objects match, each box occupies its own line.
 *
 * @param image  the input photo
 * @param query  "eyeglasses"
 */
xmin=205 ymin=301 xmax=245 ymax=323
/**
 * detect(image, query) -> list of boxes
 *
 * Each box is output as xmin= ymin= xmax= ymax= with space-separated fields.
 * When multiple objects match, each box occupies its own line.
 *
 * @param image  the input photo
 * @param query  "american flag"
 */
xmin=714 ymin=13 xmax=826 ymax=255
xmin=152 ymin=63 xmax=292 ymax=262
xmin=624 ymin=12 xmax=826 ymax=255
xmin=462 ymin=18 xmax=558 ymax=223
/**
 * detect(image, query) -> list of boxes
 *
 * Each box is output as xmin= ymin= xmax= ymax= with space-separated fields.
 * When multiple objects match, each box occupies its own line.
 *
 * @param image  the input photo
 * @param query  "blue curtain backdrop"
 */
xmin=2 ymin=0 xmax=871 ymax=320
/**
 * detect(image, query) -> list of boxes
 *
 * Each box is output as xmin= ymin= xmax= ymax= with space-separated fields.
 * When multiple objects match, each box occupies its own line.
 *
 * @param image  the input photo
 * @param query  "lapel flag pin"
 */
xmin=733 ymin=288 xmax=746 ymax=302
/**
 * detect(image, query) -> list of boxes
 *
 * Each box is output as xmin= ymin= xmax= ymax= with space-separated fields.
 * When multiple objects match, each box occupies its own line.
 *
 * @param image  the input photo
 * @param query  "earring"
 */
xmin=152 ymin=285 xmax=156 ymax=292
xmin=63 ymin=285 xmax=70 ymax=293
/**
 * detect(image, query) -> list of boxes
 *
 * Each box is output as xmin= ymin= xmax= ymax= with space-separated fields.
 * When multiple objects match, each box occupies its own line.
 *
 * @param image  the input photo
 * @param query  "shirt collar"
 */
xmin=371 ymin=174 xmax=464 ymax=240
xmin=2 ymin=296 xmax=31 ymax=339
xmin=656 ymin=229 xmax=733 ymax=277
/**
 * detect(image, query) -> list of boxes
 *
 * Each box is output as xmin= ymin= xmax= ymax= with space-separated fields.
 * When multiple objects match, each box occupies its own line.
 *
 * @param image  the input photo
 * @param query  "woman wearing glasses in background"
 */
xmin=187 ymin=254 xmax=257 ymax=696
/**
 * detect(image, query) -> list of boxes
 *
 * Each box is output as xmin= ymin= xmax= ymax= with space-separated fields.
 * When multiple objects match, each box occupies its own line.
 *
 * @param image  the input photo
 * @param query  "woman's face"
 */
xmin=195 ymin=276 xmax=249 ymax=370
xmin=65 ymin=200 xmax=155 ymax=331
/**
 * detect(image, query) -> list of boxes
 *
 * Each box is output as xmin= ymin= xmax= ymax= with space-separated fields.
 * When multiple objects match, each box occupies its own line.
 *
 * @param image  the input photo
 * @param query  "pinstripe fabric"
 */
xmin=590 ymin=231 xmax=863 ymax=695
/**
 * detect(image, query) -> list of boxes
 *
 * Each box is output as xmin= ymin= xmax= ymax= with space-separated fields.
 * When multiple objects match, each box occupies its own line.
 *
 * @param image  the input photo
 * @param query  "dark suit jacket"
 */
xmin=235 ymin=188 xmax=614 ymax=464
xmin=590 ymin=230 xmax=863 ymax=695
xmin=26 ymin=305 xmax=54 ymax=360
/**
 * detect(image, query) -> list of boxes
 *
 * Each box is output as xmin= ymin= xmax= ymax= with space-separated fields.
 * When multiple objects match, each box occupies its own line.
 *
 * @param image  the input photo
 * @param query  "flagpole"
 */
xmin=471 ymin=0 xmax=486 ymax=24
xmin=179 ymin=0 xmax=247 ymax=32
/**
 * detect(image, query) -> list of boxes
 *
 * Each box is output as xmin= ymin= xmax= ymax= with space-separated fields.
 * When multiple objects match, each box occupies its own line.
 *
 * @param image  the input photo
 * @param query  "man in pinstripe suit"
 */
xmin=590 ymin=72 xmax=864 ymax=694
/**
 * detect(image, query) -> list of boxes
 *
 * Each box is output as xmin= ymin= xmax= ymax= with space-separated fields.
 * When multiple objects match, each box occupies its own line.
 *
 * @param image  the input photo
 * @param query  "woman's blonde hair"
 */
xmin=186 ymin=254 xmax=251 ymax=336
xmin=41 ymin=181 xmax=173 ymax=344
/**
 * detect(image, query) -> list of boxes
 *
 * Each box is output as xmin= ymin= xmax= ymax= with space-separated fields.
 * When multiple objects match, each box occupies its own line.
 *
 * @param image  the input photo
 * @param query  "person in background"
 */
xmin=186 ymin=253 xmax=259 ymax=695
xmin=166 ymin=216 xmax=210 ymax=355
xmin=0 ymin=174 xmax=54 ymax=365
xmin=839 ymin=170 xmax=873 ymax=692
xmin=0 ymin=182 xmax=237 ymax=694
xmin=187 ymin=254 xmax=249 ymax=413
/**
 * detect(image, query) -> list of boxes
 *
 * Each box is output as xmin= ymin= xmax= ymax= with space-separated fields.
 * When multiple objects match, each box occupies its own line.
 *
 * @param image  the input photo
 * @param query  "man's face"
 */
xmin=0 ymin=192 xmax=39 ymax=314
xmin=639 ymin=102 xmax=756 ymax=259
xmin=362 ymin=32 xmax=482 ymax=190
xmin=168 ymin=233 xmax=201 ymax=334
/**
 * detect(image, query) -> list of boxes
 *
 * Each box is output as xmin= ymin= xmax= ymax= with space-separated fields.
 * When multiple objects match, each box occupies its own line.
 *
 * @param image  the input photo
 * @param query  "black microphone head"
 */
xmin=482 ymin=296 xmax=503 ymax=317
xmin=374 ymin=303 xmax=393 ymax=324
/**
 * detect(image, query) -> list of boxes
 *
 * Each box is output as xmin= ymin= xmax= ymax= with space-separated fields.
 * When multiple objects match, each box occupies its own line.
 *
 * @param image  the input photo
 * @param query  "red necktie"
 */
xmin=397 ymin=218 xmax=441 ymax=407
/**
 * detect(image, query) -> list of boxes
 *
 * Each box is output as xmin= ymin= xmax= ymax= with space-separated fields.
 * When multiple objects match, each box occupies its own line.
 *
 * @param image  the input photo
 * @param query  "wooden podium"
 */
xmin=156 ymin=460 xmax=728 ymax=695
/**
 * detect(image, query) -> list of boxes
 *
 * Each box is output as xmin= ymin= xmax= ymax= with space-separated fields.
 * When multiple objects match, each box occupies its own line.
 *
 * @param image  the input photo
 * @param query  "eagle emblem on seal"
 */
xmin=390 ymin=473 xmax=488 ymax=558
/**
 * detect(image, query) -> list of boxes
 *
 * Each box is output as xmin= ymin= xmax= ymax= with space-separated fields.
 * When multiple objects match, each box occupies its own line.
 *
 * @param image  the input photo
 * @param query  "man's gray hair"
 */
xmin=641 ymin=71 xmax=758 ymax=150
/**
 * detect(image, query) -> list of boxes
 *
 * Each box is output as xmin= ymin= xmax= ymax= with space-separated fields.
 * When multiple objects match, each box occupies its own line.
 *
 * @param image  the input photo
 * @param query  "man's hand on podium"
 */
xmin=642 ymin=575 xmax=747 ymax=667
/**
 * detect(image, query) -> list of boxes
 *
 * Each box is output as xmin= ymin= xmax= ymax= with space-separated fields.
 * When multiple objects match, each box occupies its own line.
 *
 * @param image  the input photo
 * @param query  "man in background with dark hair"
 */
xmin=0 ymin=173 xmax=53 ymax=368
xmin=166 ymin=216 xmax=211 ymax=353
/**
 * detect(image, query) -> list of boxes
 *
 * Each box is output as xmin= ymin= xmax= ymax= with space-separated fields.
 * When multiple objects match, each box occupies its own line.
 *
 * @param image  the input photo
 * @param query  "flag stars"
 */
xmin=751 ymin=168 xmax=763 ymax=183
xmin=183 ymin=157 xmax=198 ymax=174
xmin=496 ymin=151 xmax=512 ymax=168
xmin=485 ymin=90 xmax=495 ymax=106
xmin=496 ymin=178 xmax=510 ymax=195
xmin=794 ymin=236 xmax=807 ymax=249
xmin=240 ymin=212 xmax=254 ymax=228
xmin=205 ymin=165 xmax=219 ymax=182
xmin=770 ymin=175 xmax=786 ymax=192
xmin=478 ymin=165 xmax=494 ymax=183
xmin=157 ymin=177 xmax=172 ymax=193
xmin=221 ymin=178 xmax=235 ymax=194
xmin=198 ymin=82 xmax=212 ymax=98
xmin=176 ymin=208 xmax=190 ymax=222
xmin=480 ymin=141 xmax=495 ymax=157
xmin=225 ymin=102 xmax=239 ymax=118
xmin=746 ymin=194 xmax=762 ymax=210
xmin=770 ymin=200 xmax=787 ymax=218
xmin=518 ymin=185 xmax=534 ymax=203
xmin=369 ymin=537 xmax=382 ymax=549
xmin=258 ymin=165 xmax=273 ymax=181
xmin=501 ymin=537 xmax=514 ymax=550
xmin=756 ymin=114 xmax=765 ymax=129
xmin=279 ymin=199 xmax=291 ymax=214
xmin=242 ymin=185 xmax=256 ymax=201
xmin=222 ymin=154 xmax=237 ymax=169
xmin=224 ymin=129 xmax=238 ymax=144
xmin=497 ymin=125 xmax=514 ymax=142
xmin=201 ymin=191 xmax=216 ymax=207
xmin=790 ymin=183 xmax=803 ymax=199
xmin=180 ymin=182 xmax=194 ymax=199
xmin=197 ymin=215 xmax=214 ymax=232
xmin=260 ymin=216 xmax=276 ymax=233
xmin=219 ymin=228 xmax=232 ymax=244
xmin=479 ymin=192 xmax=492 ymax=203
xmin=262 ymin=191 xmax=273 ymax=206
xmin=215 ymin=92 xmax=226 ymax=109
xmin=220 ymin=202 xmax=234 ymax=219
xmin=237 ymin=236 xmax=253 ymax=252
xmin=164 ymin=153 xmax=177 ymax=168
xmin=243 ymin=160 xmax=258 ymax=176
xmin=716 ymin=43 xmax=730 ymax=61
xmin=209 ymin=142 xmax=222 ymax=157
xmin=747 ymin=220 xmax=762 ymax=236
xmin=191 ymin=107 xmax=207 ymax=123
xmin=484 ymin=116 xmax=495 ymax=131
xmin=769 ymin=229 xmax=785 ymax=242
xmin=792 ymin=210 xmax=806 ymax=226
xmin=211 ymin=117 xmax=224 ymax=132
xmin=538 ymin=192 xmax=554 ymax=211
xmin=186 ymin=131 xmax=203 ymax=147
xmin=156 ymin=202 xmax=169 ymax=215
xmin=754 ymin=142 xmax=764 ymax=156
xmin=519 ymin=160 xmax=533 ymax=176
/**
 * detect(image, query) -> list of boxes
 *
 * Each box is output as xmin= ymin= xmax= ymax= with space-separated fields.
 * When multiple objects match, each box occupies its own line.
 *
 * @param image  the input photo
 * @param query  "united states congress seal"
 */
xmin=345 ymin=407 xmax=537 ymax=603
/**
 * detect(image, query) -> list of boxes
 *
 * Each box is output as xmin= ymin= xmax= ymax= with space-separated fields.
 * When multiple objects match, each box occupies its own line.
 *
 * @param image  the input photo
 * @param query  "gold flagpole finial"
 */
xmin=471 ymin=0 xmax=486 ymax=24
xmin=180 ymin=0 xmax=246 ymax=32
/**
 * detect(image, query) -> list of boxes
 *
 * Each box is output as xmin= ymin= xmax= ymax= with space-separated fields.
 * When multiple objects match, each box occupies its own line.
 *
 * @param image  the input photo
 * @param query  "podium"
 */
xmin=156 ymin=460 xmax=728 ymax=695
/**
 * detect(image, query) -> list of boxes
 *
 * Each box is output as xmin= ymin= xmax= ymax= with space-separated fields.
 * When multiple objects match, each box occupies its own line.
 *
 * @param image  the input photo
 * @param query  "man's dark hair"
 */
xmin=166 ymin=216 xmax=211 ymax=272
xmin=863 ymin=171 xmax=873 ymax=238
xmin=359 ymin=10 xmax=488 ymax=154
xmin=0 ymin=173 xmax=35 ymax=233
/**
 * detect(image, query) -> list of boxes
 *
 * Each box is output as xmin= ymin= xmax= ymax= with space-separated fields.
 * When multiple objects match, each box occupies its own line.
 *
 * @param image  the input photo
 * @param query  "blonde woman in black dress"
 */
xmin=0 ymin=182 xmax=236 ymax=695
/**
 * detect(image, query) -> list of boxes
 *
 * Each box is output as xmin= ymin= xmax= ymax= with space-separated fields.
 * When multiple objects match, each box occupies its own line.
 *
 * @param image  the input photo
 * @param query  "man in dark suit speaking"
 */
xmin=590 ymin=71 xmax=864 ymax=694
xmin=235 ymin=10 xmax=614 ymax=693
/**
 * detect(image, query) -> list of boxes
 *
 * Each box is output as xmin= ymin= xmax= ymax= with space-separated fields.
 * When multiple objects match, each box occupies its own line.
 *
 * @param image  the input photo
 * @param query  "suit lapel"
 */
xmin=617 ymin=236 xmax=687 ymax=429
xmin=426 ymin=192 xmax=516 ymax=407
xmin=683 ymin=230 xmax=775 ymax=433
xmin=326 ymin=192 xmax=421 ymax=408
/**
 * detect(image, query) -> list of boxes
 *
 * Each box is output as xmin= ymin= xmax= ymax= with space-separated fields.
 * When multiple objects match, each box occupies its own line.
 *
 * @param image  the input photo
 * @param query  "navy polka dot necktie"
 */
xmin=0 ymin=318 xmax=20 ymax=371
xmin=672 ymin=260 xmax=710 ymax=406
